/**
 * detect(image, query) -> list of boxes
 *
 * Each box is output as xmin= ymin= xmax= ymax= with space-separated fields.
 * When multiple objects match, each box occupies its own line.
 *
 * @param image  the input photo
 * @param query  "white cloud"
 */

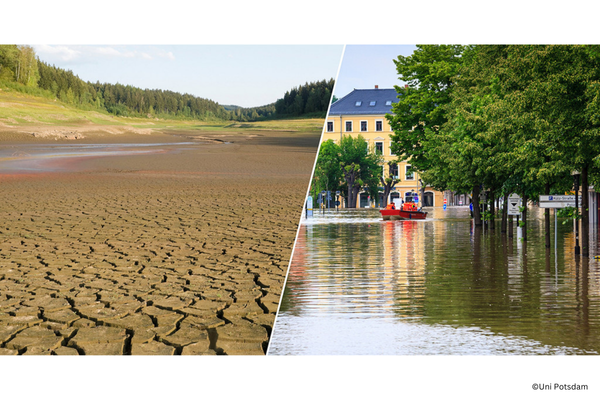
xmin=35 ymin=45 xmax=82 ymax=62
xmin=33 ymin=45 xmax=176 ymax=65
xmin=94 ymin=47 xmax=124 ymax=57
xmin=157 ymin=50 xmax=175 ymax=60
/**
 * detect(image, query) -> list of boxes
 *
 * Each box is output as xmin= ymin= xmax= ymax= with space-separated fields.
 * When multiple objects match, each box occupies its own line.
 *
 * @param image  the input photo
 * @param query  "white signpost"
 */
xmin=539 ymin=195 xmax=576 ymax=209
xmin=508 ymin=193 xmax=521 ymax=216
xmin=537 ymin=195 xmax=578 ymax=254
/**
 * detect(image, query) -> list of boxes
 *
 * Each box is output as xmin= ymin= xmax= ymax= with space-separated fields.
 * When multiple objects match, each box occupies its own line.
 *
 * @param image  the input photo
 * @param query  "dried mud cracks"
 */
xmin=0 ymin=175 xmax=300 ymax=355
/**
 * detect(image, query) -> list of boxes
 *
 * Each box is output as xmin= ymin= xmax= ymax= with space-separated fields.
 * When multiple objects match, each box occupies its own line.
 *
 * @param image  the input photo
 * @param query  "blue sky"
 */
xmin=334 ymin=45 xmax=417 ymax=99
xmin=33 ymin=45 xmax=343 ymax=108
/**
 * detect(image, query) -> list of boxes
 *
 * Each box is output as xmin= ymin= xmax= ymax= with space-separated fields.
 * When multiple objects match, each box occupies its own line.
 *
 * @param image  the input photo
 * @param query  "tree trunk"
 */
xmin=545 ymin=182 xmax=551 ymax=248
xmin=501 ymin=193 xmax=508 ymax=233
xmin=352 ymin=186 xmax=361 ymax=208
xmin=489 ymin=190 xmax=496 ymax=230
xmin=496 ymin=197 xmax=500 ymax=219
xmin=347 ymin=188 xmax=355 ymax=208
xmin=472 ymin=184 xmax=482 ymax=226
xmin=380 ymin=176 xmax=396 ymax=208
xmin=381 ymin=187 xmax=389 ymax=208
xmin=582 ymin=165 xmax=589 ymax=257
xmin=508 ymin=215 xmax=513 ymax=238
xmin=344 ymin=166 xmax=359 ymax=209
xmin=522 ymin=192 xmax=528 ymax=241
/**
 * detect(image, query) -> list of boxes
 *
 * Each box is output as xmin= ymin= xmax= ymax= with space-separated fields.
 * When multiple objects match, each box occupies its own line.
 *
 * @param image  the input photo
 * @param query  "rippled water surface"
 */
xmin=269 ymin=207 xmax=600 ymax=355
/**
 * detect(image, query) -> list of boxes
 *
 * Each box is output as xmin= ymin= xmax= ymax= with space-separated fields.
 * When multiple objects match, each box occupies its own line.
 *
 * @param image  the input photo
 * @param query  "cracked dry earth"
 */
xmin=0 ymin=132 xmax=318 ymax=355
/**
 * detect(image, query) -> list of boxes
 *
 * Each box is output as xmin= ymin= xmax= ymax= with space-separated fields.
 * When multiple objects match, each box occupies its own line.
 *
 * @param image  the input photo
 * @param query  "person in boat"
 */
xmin=385 ymin=202 xmax=395 ymax=210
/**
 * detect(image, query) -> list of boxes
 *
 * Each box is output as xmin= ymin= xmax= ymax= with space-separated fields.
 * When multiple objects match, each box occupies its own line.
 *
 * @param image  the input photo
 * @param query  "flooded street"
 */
xmin=269 ymin=207 xmax=600 ymax=355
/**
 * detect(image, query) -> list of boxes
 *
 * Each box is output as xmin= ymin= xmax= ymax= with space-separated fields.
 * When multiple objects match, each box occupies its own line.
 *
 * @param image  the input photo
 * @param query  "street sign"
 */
xmin=539 ymin=195 xmax=576 ymax=209
xmin=539 ymin=201 xmax=576 ymax=208
xmin=443 ymin=198 xmax=447 ymax=204
xmin=508 ymin=193 xmax=521 ymax=216
xmin=540 ymin=195 xmax=575 ymax=202
xmin=443 ymin=204 xmax=447 ymax=211
xmin=414 ymin=196 xmax=419 ymax=203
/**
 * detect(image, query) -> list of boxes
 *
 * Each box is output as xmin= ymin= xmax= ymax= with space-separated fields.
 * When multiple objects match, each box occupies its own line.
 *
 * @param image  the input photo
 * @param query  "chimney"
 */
xmin=375 ymin=85 xmax=379 ymax=89
xmin=405 ymin=84 xmax=408 ymax=89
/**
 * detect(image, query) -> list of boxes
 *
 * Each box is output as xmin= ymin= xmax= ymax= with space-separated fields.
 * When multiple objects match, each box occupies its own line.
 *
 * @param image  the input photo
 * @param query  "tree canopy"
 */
xmin=311 ymin=136 xmax=382 ymax=208
xmin=388 ymin=45 xmax=600 ymax=254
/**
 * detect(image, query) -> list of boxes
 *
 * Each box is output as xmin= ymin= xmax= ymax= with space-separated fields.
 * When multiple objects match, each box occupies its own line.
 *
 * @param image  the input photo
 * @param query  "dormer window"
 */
xmin=385 ymin=100 xmax=392 ymax=106
xmin=369 ymin=101 xmax=376 ymax=106
xmin=355 ymin=101 xmax=362 ymax=106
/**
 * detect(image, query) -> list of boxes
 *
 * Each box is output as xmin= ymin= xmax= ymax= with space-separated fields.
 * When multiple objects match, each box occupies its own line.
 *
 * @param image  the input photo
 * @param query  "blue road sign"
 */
xmin=443 ymin=204 xmax=447 ymax=211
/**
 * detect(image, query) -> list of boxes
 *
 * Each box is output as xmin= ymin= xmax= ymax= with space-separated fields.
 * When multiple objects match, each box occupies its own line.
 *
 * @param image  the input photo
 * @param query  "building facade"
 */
xmin=324 ymin=86 xmax=444 ymax=208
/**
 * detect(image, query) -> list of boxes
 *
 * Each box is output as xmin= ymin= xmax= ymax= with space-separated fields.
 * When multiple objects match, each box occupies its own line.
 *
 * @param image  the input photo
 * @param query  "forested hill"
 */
xmin=0 ymin=45 xmax=334 ymax=122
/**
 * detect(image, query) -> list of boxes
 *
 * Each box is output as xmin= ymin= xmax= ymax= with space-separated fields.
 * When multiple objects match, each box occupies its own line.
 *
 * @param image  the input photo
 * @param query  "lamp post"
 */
xmin=572 ymin=170 xmax=581 ymax=256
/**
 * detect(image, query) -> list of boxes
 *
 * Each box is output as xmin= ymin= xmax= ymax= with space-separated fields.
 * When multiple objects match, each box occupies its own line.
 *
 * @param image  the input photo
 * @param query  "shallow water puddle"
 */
xmin=0 ymin=142 xmax=196 ymax=173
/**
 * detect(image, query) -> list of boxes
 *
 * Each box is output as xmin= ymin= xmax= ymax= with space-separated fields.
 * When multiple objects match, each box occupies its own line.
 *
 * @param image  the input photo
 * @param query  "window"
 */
xmin=326 ymin=121 xmax=334 ymax=132
xmin=405 ymin=191 xmax=417 ymax=203
xmin=385 ymin=100 xmax=392 ymax=106
xmin=390 ymin=163 xmax=399 ymax=179
xmin=355 ymin=101 xmax=362 ymax=106
xmin=369 ymin=101 xmax=376 ymax=106
xmin=375 ymin=120 xmax=383 ymax=131
xmin=360 ymin=121 xmax=367 ymax=132
xmin=375 ymin=142 xmax=383 ymax=155
xmin=405 ymin=165 xmax=414 ymax=180
xmin=390 ymin=140 xmax=396 ymax=156
xmin=345 ymin=121 xmax=353 ymax=132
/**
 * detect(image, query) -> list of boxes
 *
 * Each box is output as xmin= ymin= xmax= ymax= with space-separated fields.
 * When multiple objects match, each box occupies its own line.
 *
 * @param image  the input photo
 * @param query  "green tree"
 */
xmin=0 ymin=45 xmax=19 ymax=81
xmin=387 ymin=45 xmax=468 ymax=174
xmin=338 ymin=135 xmax=382 ymax=208
xmin=311 ymin=139 xmax=343 ymax=206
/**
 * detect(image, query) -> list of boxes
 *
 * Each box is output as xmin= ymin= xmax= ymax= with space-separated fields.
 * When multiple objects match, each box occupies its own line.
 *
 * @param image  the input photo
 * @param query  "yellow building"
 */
xmin=324 ymin=86 xmax=444 ymax=208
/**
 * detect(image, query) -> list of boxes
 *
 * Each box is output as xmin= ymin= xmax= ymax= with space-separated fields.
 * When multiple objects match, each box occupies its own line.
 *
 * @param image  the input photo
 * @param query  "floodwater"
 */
xmin=0 ymin=142 xmax=197 ymax=174
xmin=269 ymin=207 xmax=600 ymax=355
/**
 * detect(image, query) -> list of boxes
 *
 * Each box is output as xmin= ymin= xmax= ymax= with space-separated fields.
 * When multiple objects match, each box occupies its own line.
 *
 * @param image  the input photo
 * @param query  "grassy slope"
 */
xmin=0 ymin=86 xmax=325 ymax=138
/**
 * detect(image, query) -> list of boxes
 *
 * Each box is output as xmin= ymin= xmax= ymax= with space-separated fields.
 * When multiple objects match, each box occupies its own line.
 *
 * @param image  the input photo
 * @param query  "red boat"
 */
xmin=380 ymin=202 xmax=427 ymax=221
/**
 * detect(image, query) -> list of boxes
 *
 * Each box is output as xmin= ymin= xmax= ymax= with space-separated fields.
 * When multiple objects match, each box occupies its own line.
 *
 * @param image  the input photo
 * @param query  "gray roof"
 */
xmin=329 ymin=88 xmax=399 ymax=115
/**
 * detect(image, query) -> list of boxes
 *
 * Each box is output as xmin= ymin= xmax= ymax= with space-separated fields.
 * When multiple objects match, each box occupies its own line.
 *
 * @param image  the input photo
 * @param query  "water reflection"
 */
xmin=270 ymin=207 xmax=600 ymax=355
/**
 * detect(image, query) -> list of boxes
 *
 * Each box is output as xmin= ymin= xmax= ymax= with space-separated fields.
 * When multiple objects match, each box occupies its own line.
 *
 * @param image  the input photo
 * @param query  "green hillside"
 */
xmin=0 ymin=45 xmax=334 ymax=123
